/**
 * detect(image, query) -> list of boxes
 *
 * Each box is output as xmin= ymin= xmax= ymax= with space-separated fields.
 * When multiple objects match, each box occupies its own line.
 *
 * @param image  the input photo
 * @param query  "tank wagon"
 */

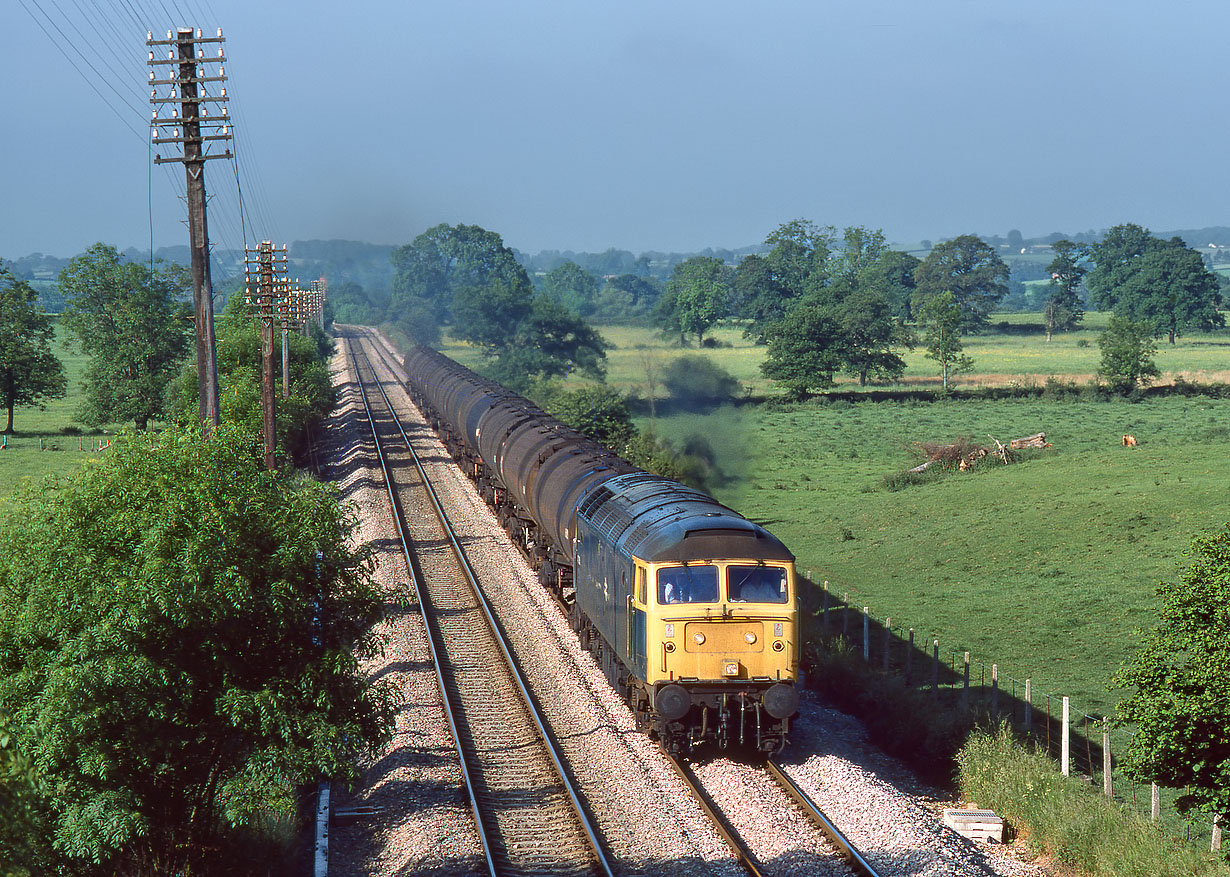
xmin=400 ymin=346 xmax=800 ymax=753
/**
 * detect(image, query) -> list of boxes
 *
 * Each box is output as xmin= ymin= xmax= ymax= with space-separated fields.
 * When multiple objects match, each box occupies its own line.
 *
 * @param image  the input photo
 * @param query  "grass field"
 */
xmin=0 ymin=325 xmax=111 ymax=503
xmin=645 ymin=392 xmax=1230 ymax=722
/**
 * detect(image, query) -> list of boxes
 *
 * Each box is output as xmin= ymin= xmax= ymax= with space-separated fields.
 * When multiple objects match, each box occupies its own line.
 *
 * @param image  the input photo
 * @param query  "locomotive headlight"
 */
xmin=774 ymin=622 xmax=784 ymax=637
xmin=773 ymin=640 xmax=785 ymax=652
xmin=664 ymin=623 xmax=675 ymax=637
xmin=693 ymin=632 xmax=705 ymax=645
xmin=744 ymin=632 xmax=757 ymax=644
xmin=664 ymin=641 xmax=676 ymax=653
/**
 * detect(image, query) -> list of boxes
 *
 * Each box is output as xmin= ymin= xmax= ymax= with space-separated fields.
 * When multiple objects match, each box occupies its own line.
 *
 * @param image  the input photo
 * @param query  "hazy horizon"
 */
xmin=7 ymin=1 xmax=1230 ymax=261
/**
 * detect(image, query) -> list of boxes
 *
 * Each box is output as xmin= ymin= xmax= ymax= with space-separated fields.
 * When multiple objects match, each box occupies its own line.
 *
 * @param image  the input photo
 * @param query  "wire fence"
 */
xmin=805 ymin=576 xmax=1225 ymax=853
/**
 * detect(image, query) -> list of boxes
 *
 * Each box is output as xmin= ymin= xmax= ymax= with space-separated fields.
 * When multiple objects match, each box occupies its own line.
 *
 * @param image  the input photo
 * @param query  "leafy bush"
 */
xmin=958 ymin=727 xmax=1230 ymax=876
xmin=0 ymin=425 xmax=393 ymax=874
xmin=1042 ymin=376 xmax=1080 ymax=400
xmin=166 ymin=300 xmax=334 ymax=459
xmin=537 ymin=383 xmax=636 ymax=449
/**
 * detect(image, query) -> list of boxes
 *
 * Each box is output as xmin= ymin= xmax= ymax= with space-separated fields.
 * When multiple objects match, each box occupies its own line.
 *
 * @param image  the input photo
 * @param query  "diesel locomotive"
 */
xmin=398 ymin=345 xmax=800 ymax=753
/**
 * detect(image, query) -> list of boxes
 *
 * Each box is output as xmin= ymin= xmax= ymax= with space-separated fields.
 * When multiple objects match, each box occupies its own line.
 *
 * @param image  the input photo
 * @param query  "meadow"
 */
xmin=0 ymin=325 xmax=110 ymax=503
xmin=440 ymin=315 xmax=1230 ymax=397
xmin=650 ymin=393 xmax=1230 ymax=721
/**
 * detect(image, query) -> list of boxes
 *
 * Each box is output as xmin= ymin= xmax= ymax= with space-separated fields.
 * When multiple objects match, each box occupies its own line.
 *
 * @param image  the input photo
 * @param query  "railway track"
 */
xmin=339 ymin=327 xmax=969 ymax=877
xmin=348 ymin=331 xmax=613 ymax=877
xmin=667 ymin=754 xmax=883 ymax=877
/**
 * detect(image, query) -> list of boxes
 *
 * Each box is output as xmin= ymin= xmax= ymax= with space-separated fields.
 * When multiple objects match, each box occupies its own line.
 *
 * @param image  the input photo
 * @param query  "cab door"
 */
xmin=628 ymin=564 xmax=648 ymax=678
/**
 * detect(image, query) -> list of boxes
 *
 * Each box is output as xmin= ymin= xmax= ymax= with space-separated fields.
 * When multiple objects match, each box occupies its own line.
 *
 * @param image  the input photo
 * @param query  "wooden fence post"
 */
xmin=932 ymin=639 xmax=939 ymax=694
xmin=1213 ymin=814 xmax=1222 ymax=853
xmin=882 ymin=617 xmax=891 ymax=672
xmin=862 ymin=607 xmax=869 ymax=661
xmin=962 ymin=651 xmax=970 ymax=706
xmin=1103 ymin=719 xmax=1112 ymax=798
xmin=905 ymin=628 xmax=914 ymax=684
xmin=1151 ymin=784 xmax=1160 ymax=821
xmin=822 ymin=581 xmax=829 ymax=634
xmin=842 ymin=592 xmax=849 ymax=637
xmin=991 ymin=664 xmax=998 ymax=723
xmin=1024 ymin=679 xmax=1032 ymax=732
xmin=1061 ymin=696 xmax=1071 ymax=776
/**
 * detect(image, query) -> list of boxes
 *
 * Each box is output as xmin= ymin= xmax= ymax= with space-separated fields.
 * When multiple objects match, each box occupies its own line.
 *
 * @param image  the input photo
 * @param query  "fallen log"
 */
xmin=1008 ymin=432 xmax=1051 ymax=450
xmin=905 ymin=431 xmax=1053 ymax=475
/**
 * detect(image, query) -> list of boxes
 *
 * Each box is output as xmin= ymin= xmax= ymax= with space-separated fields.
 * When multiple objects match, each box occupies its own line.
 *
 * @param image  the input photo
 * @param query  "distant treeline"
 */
xmin=12 ymin=224 xmax=1230 ymax=316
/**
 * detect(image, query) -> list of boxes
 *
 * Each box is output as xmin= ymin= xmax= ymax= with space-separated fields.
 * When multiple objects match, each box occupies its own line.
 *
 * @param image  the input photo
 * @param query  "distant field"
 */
xmin=0 ymin=325 xmax=110 ymax=503
xmin=443 ymin=313 xmax=1230 ymax=397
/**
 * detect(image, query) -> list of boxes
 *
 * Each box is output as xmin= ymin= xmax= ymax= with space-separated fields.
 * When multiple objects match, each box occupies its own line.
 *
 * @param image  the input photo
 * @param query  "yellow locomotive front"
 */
xmin=635 ymin=558 xmax=799 ymax=752
xmin=568 ymin=473 xmax=801 ymax=754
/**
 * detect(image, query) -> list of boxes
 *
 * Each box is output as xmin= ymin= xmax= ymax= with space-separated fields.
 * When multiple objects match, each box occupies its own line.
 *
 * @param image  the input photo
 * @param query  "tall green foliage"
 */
xmin=0 ymin=426 xmax=392 ymax=874
xmin=392 ymin=223 xmax=608 ymax=384
xmin=756 ymin=225 xmax=914 ymax=395
xmin=738 ymin=220 xmax=834 ymax=341
xmin=537 ymin=383 xmax=636 ymax=449
xmin=1097 ymin=316 xmax=1160 ymax=391
xmin=1116 ymin=525 xmax=1230 ymax=827
xmin=760 ymin=301 xmax=847 ymax=397
xmin=920 ymin=290 xmax=973 ymax=391
xmin=1043 ymin=240 xmax=1087 ymax=340
xmin=0 ymin=260 xmax=66 ymax=434
xmin=58 ymin=244 xmax=191 ymax=430
xmin=1086 ymin=224 xmax=1224 ymax=344
xmin=655 ymin=256 xmax=733 ymax=344
xmin=539 ymin=262 xmax=600 ymax=317
xmin=912 ymin=234 xmax=1009 ymax=332
xmin=167 ymin=297 xmax=334 ymax=457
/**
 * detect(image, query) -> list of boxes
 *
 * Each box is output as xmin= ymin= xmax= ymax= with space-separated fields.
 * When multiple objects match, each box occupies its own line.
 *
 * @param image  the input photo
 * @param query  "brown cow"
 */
xmin=1122 ymin=434 xmax=1138 ymax=447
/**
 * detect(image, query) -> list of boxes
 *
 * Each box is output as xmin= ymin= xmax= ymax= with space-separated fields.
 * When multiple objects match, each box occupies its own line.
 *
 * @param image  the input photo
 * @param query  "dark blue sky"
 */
xmin=6 ymin=0 xmax=1230 ymax=259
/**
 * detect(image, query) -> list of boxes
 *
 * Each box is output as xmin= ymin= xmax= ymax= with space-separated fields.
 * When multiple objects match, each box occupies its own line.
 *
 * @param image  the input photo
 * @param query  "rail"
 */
xmin=766 ymin=759 xmax=882 ymax=877
xmin=348 ymin=329 xmax=614 ymax=877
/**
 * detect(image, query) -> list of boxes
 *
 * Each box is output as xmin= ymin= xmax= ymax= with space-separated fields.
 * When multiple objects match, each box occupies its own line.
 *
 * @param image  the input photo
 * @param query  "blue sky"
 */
xmin=6 ymin=0 xmax=1230 ymax=259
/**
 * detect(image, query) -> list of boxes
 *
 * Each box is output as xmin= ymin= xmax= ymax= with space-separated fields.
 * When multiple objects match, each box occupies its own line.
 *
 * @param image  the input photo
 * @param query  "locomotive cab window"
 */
xmin=727 ymin=565 xmax=789 ymax=604
xmin=657 ymin=564 xmax=718 ymax=605
xmin=635 ymin=566 xmax=646 ymax=604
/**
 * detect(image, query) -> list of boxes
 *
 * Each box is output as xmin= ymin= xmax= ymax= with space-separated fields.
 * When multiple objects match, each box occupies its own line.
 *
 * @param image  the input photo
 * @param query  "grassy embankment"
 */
xmin=0 ymin=324 xmax=113 ymax=504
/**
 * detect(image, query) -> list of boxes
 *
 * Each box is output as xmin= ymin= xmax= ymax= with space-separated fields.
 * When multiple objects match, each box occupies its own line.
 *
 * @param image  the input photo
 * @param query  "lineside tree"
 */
xmin=1116 ymin=524 xmax=1230 ymax=830
xmin=0 ymin=424 xmax=393 ymax=874
xmin=0 ymin=260 xmax=66 ymax=433
xmin=58 ymin=244 xmax=191 ymax=430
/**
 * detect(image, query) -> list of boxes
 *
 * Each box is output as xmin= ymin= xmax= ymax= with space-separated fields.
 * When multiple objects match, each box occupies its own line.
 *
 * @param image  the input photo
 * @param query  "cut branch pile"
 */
xmin=907 ymin=432 xmax=1051 ymax=474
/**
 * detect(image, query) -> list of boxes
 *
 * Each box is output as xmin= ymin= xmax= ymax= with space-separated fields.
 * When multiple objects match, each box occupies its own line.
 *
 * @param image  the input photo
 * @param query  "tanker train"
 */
xmin=398 ymin=345 xmax=800 ymax=754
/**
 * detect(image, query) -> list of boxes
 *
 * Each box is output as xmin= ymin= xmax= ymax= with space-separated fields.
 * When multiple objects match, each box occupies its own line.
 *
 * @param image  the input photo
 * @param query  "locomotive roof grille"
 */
xmin=577 ymin=486 xmax=614 ymax=518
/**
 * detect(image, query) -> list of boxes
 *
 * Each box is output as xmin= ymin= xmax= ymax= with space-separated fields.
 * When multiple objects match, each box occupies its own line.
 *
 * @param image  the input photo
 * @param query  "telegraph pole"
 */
xmin=148 ymin=28 xmax=231 ymax=429
xmin=310 ymin=278 xmax=328 ymax=332
xmin=245 ymin=242 xmax=286 ymax=469
xmin=281 ymin=279 xmax=301 ymax=398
